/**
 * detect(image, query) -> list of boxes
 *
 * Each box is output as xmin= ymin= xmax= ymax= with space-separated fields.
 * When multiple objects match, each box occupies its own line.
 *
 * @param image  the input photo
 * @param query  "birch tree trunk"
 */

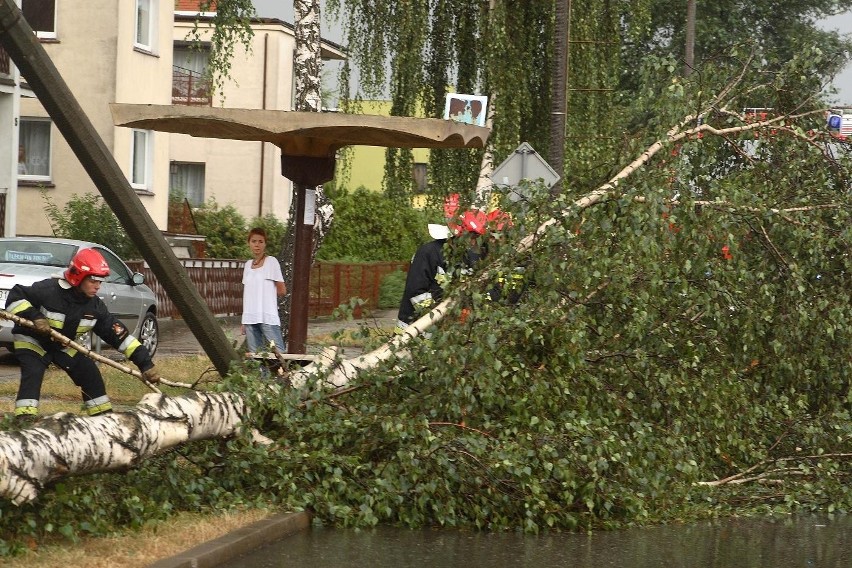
xmin=0 ymin=392 xmax=247 ymax=505
xmin=277 ymin=0 xmax=334 ymax=343
xmin=473 ymin=0 xmax=497 ymax=209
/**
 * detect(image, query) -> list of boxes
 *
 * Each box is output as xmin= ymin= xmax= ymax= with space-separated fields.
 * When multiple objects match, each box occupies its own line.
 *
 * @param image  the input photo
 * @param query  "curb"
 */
xmin=148 ymin=511 xmax=311 ymax=568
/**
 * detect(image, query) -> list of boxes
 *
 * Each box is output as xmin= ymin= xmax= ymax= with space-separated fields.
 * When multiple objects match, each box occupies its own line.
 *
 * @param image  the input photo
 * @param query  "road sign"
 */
xmin=490 ymin=142 xmax=561 ymax=201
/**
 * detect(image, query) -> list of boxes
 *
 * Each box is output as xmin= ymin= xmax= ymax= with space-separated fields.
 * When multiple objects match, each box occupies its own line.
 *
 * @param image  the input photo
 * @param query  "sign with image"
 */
xmin=444 ymin=94 xmax=488 ymax=127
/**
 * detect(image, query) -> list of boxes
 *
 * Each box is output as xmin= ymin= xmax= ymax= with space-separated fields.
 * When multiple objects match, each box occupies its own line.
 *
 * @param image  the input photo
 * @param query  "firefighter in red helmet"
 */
xmin=5 ymin=248 xmax=161 ymax=422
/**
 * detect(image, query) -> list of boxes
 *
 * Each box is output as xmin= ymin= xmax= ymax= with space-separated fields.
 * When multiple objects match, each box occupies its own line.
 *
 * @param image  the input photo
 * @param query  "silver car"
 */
xmin=0 ymin=237 xmax=158 ymax=356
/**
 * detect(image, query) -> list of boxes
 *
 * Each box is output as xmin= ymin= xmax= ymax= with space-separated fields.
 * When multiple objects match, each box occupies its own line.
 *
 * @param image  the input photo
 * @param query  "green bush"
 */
xmin=193 ymin=199 xmax=250 ymax=258
xmin=378 ymin=269 xmax=407 ymax=309
xmin=317 ymin=187 xmax=428 ymax=261
xmin=43 ymin=192 xmax=139 ymax=259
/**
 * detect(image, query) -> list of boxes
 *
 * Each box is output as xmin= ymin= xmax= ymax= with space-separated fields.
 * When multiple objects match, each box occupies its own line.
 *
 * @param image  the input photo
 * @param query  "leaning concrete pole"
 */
xmin=0 ymin=1 xmax=238 ymax=374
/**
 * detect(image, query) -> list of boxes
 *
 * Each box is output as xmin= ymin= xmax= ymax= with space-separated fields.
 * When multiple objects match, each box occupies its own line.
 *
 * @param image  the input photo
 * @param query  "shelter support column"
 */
xmin=281 ymin=155 xmax=336 ymax=354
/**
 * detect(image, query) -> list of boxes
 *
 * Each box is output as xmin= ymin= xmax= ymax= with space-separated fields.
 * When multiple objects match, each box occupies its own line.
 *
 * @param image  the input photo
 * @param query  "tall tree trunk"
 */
xmin=278 ymin=0 xmax=334 ymax=343
xmin=685 ymin=0 xmax=696 ymax=77
xmin=548 ymin=0 xmax=570 ymax=190
xmin=473 ymin=0 xmax=497 ymax=209
xmin=473 ymin=93 xmax=496 ymax=208
xmin=0 ymin=392 xmax=248 ymax=504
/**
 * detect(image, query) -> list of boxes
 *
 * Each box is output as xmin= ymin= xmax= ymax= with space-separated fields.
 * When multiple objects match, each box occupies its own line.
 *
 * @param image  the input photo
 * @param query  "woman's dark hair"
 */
xmin=247 ymin=227 xmax=267 ymax=242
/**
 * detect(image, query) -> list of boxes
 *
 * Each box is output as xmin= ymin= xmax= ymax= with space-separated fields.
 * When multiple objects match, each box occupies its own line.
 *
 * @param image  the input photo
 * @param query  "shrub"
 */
xmin=317 ymin=187 xmax=428 ymax=261
xmin=378 ymin=269 xmax=407 ymax=309
xmin=193 ymin=199 xmax=249 ymax=258
xmin=43 ymin=192 xmax=139 ymax=259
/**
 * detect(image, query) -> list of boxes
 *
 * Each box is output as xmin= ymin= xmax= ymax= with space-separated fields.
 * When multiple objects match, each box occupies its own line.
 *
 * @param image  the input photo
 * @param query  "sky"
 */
xmin=250 ymin=1 xmax=852 ymax=105
xmin=817 ymin=11 xmax=852 ymax=105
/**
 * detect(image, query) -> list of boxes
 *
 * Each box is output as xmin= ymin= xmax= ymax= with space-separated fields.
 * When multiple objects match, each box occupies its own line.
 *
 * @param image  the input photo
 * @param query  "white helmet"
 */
xmin=428 ymin=224 xmax=452 ymax=240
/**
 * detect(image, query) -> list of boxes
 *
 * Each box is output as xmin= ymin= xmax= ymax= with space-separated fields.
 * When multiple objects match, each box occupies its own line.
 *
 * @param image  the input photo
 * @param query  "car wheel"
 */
xmin=139 ymin=312 xmax=159 ymax=357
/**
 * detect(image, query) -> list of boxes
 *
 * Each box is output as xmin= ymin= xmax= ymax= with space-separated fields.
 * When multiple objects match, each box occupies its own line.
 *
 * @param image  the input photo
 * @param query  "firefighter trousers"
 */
xmin=15 ymin=348 xmax=109 ymax=413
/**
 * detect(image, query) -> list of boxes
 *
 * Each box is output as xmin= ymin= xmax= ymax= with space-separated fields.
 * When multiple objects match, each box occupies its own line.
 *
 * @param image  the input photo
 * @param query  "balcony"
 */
xmin=172 ymin=66 xmax=212 ymax=106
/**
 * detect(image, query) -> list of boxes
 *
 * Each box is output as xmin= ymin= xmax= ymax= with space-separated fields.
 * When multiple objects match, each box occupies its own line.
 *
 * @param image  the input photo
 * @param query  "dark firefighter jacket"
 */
xmin=5 ymin=277 xmax=154 ymax=370
xmin=397 ymin=239 xmax=447 ymax=326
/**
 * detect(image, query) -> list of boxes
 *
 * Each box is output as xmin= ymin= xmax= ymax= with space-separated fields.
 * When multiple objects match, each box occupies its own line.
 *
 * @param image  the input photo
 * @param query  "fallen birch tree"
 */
xmin=0 ymin=65 xmax=848 ymax=503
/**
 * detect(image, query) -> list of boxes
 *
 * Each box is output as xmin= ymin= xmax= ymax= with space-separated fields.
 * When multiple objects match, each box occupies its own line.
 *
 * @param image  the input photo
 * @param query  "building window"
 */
xmin=413 ymin=162 xmax=428 ymax=194
xmin=22 ymin=0 xmax=57 ymax=39
xmin=131 ymin=129 xmax=151 ymax=190
xmin=135 ymin=0 xmax=157 ymax=51
xmin=169 ymin=162 xmax=205 ymax=207
xmin=18 ymin=118 xmax=52 ymax=181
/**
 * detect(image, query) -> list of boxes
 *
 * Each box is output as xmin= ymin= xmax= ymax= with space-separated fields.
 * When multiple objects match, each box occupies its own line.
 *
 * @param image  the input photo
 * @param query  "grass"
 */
xmin=2 ymin=508 xmax=274 ymax=568
xmin=0 ymin=355 xmax=220 ymax=414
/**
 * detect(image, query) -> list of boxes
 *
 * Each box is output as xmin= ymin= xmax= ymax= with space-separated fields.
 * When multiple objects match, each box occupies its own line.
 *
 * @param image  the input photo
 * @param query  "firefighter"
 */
xmin=6 ymin=248 xmax=161 ymax=421
xmin=396 ymin=211 xmax=487 ymax=333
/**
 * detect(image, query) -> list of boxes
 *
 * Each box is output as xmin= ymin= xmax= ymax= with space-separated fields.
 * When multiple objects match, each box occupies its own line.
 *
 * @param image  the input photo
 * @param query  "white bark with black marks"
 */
xmin=0 ymin=392 xmax=246 ymax=505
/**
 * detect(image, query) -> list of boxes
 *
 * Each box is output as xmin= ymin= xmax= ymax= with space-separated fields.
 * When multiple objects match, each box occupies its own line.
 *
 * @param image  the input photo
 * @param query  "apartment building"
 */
xmin=12 ymin=0 xmax=344 ymax=245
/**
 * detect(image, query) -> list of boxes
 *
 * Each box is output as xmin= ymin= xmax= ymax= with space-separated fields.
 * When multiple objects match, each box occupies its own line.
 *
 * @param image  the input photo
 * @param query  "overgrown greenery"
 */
xmin=43 ymin=192 xmax=139 ymax=259
xmin=327 ymin=0 xmax=852 ymax=199
xmin=377 ymin=269 xmax=406 ymax=309
xmin=317 ymin=187 xmax=430 ymax=261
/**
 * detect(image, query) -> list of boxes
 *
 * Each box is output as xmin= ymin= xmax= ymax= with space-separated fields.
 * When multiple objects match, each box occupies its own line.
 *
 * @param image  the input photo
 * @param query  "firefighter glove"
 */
xmin=33 ymin=318 xmax=51 ymax=335
xmin=142 ymin=365 xmax=161 ymax=384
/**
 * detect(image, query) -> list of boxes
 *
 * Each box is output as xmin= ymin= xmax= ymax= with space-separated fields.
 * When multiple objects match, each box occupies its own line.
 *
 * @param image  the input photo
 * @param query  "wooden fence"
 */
xmin=126 ymin=259 xmax=409 ymax=319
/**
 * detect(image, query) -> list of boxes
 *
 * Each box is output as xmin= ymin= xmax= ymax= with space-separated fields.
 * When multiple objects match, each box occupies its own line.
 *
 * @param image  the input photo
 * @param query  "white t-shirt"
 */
xmin=241 ymin=258 xmax=285 ymax=325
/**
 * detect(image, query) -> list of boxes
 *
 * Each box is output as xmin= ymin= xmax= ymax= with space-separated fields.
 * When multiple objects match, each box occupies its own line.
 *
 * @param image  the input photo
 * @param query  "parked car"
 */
xmin=0 ymin=238 xmax=158 ymax=356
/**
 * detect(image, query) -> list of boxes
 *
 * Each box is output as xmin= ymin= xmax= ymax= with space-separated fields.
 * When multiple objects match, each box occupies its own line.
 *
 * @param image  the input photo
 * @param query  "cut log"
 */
xmin=0 ymin=392 xmax=247 ymax=505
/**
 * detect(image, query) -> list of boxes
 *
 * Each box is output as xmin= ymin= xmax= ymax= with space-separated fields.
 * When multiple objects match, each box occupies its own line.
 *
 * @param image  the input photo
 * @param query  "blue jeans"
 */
xmin=245 ymin=323 xmax=285 ymax=353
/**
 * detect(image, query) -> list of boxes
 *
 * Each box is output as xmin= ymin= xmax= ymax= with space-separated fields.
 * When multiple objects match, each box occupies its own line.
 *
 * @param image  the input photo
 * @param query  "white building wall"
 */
xmin=170 ymin=19 xmax=301 ymax=223
xmin=9 ymin=4 xmax=344 ymax=240
xmin=16 ymin=0 xmax=173 ymax=235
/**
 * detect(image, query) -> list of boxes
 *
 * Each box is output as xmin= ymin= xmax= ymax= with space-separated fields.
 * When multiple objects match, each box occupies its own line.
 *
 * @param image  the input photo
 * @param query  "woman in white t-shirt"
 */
xmin=241 ymin=227 xmax=287 ymax=353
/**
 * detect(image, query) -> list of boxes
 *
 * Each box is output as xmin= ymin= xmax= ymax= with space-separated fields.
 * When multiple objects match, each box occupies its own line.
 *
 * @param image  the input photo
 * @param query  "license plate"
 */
xmin=0 ymin=289 xmax=7 ymax=304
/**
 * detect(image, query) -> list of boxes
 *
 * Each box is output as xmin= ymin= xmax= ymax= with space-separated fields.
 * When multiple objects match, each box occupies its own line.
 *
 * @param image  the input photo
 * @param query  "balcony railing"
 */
xmin=172 ymin=66 xmax=212 ymax=106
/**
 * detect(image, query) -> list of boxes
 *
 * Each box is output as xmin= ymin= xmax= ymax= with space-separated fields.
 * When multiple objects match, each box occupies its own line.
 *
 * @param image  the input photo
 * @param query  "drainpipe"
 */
xmin=258 ymin=33 xmax=268 ymax=218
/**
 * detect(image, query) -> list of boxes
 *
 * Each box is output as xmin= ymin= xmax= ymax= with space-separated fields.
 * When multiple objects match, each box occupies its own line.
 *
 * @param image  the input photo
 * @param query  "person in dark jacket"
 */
xmin=396 ymin=210 xmax=488 ymax=333
xmin=396 ymin=223 xmax=451 ymax=332
xmin=5 ymin=248 xmax=161 ymax=421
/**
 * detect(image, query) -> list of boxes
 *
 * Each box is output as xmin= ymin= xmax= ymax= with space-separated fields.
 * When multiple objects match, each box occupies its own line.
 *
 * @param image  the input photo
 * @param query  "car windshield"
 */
xmin=0 ymin=241 xmax=77 ymax=268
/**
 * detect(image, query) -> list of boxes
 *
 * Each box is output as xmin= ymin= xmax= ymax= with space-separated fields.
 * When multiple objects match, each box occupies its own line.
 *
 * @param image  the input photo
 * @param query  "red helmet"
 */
xmin=486 ymin=209 xmax=512 ymax=231
xmin=457 ymin=209 xmax=487 ymax=236
xmin=64 ymin=248 xmax=110 ymax=286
